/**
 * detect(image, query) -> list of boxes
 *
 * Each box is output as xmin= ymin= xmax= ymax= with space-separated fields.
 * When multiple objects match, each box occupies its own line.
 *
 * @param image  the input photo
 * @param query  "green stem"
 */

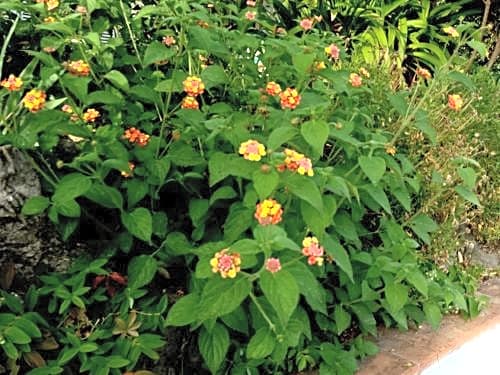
xmin=249 ymin=292 xmax=276 ymax=333
xmin=119 ymin=0 xmax=143 ymax=67
xmin=0 ymin=15 xmax=19 ymax=81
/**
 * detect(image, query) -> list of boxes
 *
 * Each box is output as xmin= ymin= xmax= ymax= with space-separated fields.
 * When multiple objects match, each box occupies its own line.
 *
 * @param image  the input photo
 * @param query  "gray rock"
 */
xmin=0 ymin=146 xmax=84 ymax=290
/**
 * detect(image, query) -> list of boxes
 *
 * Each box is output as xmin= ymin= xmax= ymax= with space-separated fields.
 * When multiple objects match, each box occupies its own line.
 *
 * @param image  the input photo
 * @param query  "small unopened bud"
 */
xmin=56 ymin=160 xmax=64 ymax=169
xmin=260 ymin=164 xmax=271 ymax=173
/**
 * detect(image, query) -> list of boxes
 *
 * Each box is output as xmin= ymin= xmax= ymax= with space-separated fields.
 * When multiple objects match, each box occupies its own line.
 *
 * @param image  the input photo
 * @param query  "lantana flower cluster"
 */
xmin=239 ymin=139 xmax=266 ymax=161
xmin=448 ymin=94 xmax=463 ymax=111
xmin=36 ymin=0 xmax=59 ymax=11
xmin=255 ymin=199 xmax=283 ymax=225
xmin=181 ymin=75 xmax=205 ymax=110
xmin=264 ymin=82 xmax=301 ymax=110
xmin=22 ymin=89 xmax=46 ymax=112
xmin=123 ymin=127 xmax=150 ymax=147
xmin=302 ymin=236 xmax=325 ymax=266
xmin=210 ymin=249 xmax=241 ymax=278
xmin=1 ymin=74 xmax=23 ymax=91
xmin=281 ymin=148 xmax=314 ymax=176
xmin=64 ymin=60 xmax=91 ymax=77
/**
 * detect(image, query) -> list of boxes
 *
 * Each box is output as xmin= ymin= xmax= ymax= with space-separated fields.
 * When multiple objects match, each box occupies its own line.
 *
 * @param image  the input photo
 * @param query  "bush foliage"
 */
xmin=0 ymin=1 xmax=492 ymax=374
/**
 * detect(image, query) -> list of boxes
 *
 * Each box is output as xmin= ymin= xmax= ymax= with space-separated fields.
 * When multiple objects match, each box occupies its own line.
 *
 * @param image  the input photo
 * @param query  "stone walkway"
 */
xmin=356 ymin=277 xmax=500 ymax=375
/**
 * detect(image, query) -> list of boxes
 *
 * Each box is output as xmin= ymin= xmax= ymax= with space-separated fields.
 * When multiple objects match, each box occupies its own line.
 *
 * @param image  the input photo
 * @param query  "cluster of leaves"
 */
xmin=0 ymin=0 xmax=485 ymax=374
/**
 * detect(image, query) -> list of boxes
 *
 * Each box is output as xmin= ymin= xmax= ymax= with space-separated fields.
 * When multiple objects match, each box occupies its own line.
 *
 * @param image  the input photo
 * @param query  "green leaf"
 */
xmin=209 ymin=186 xmax=237 ymax=205
xmin=415 ymin=109 xmax=436 ymax=144
xmin=143 ymin=41 xmax=174 ymax=66
xmin=85 ymin=183 xmax=123 ymax=209
xmin=166 ymin=141 xmax=205 ymax=167
xmin=128 ymin=255 xmax=158 ymax=289
xmin=106 ymin=356 xmax=130 ymax=368
xmin=406 ymin=270 xmax=428 ymax=297
xmin=146 ymin=158 xmax=171 ymax=186
xmin=121 ymin=208 xmax=153 ymax=243
xmin=350 ymin=303 xmax=377 ymax=335
xmin=223 ymin=205 xmax=254 ymax=243
xmin=61 ymin=75 xmax=91 ymax=102
xmin=166 ymin=293 xmax=199 ymax=326
xmin=189 ymin=199 xmax=209 ymax=227
xmin=387 ymin=92 xmax=409 ymax=116
xmin=322 ymin=236 xmax=354 ymax=282
xmin=14 ymin=318 xmax=42 ymax=338
xmin=407 ymin=214 xmax=438 ymax=245
xmin=199 ymin=277 xmax=252 ymax=321
xmin=103 ymin=70 xmax=129 ymax=92
xmin=292 ymin=53 xmax=315 ymax=76
xmin=220 ymin=306 xmax=248 ymax=335
xmin=208 ymin=152 xmax=258 ymax=186
xmin=447 ymin=71 xmax=475 ymax=90
xmin=198 ymin=323 xmax=230 ymax=374
xmin=284 ymin=173 xmax=323 ymax=213
xmin=267 ymin=126 xmax=298 ymax=150
xmin=230 ymin=239 xmax=261 ymax=255
xmin=52 ymin=173 xmax=92 ymax=202
xmin=301 ymin=120 xmax=329 ymax=156
xmin=385 ymin=283 xmax=408 ymax=313
xmin=246 ymin=328 xmax=276 ymax=359
xmin=126 ymin=179 xmax=148 ymax=208
xmin=334 ymin=305 xmax=351 ymax=335
xmin=252 ymin=169 xmax=279 ymax=200
xmin=22 ymin=196 xmax=50 ymax=215
xmin=54 ymin=199 xmax=81 ymax=218
xmin=4 ymin=326 xmax=32 ymax=344
xmin=455 ymin=185 xmax=481 ymax=206
xmin=165 ymin=232 xmax=192 ymax=255
xmin=457 ymin=167 xmax=476 ymax=189
xmin=362 ymin=185 xmax=392 ymax=215
xmin=359 ymin=156 xmax=386 ymax=185
xmin=201 ymin=65 xmax=228 ymax=89
xmin=467 ymin=40 xmax=487 ymax=58
xmin=326 ymin=176 xmax=351 ymax=202
xmin=285 ymin=263 xmax=327 ymax=314
xmin=423 ymin=302 xmax=442 ymax=330
xmin=260 ymin=270 xmax=299 ymax=326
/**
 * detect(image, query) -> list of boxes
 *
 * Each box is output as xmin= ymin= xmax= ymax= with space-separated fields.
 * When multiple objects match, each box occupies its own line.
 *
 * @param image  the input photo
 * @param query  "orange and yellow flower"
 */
xmin=183 ymin=76 xmax=205 ymax=97
xmin=22 ymin=89 xmax=46 ymax=112
xmin=265 ymin=258 xmax=282 ymax=273
xmin=43 ymin=16 xmax=56 ymax=23
xmin=448 ymin=94 xmax=463 ymax=111
xmin=284 ymin=148 xmax=314 ymax=176
xmin=83 ymin=108 xmax=100 ymax=123
xmin=265 ymin=81 xmax=282 ymax=96
xmin=255 ymin=199 xmax=283 ymax=225
xmin=181 ymin=96 xmax=199 ymax=110
xmin=124 ymin=127 xmax=150 ymax=147
xmin=416 ymin=67 xmax=432 ymax=80
xmin=349 ymin=73 xmax=362 ymax=87
xmin=121 ymin=162 xmax=135 ymax=178
xmin=65 ymin=60 xmax=91 ymax=77
xmin=0 ymin=74 xmax=23 ymax=91
xmin=302 ymin=236 xmax=325 ymax=266
xmin=36 ymin=0 xmax=59 ymax=10
xmin=279 ymin=87 xmax=301 ymax=110
xmin=315 ymin=61 xmax=326 ymax=71
xmin=324 ymin=44 xmax=340 ymax=60
xmin=210 ymin=249 xmax=241 ymax=278
xmin=239 ymin=139 xmax=266 ymax=161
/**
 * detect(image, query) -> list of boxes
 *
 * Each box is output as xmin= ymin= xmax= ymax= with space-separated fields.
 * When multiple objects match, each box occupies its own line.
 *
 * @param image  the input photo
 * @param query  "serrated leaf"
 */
xmin=252 ymin=169 xmax=279 ymax=200
xmin=385 ymin=283 xmax=408 ymax=313
xmin=246 ymin=328 xmax=276 ymax=359
xmin=127 ymin=255 xmax=157 ymax=289
xmin=198 ymin=324 xmax=229 ymax=374
xmin=322 ymin=236 xmax=353 ymax=282
xmin=260 ymin=270 xmax=299 ymax=326
xmin=166 ymin=294 xmax=199 ymax=326
xmin=300 ymin=120 xmax=329 ymax=156
xmin=359 ymin=156 xmax=386 ymax=184
xmin=22 ymin=196 xmax=50 ymax=216
xmin=334 ymin=305 xmax=351 ymax=335
xmin=121 ymin=208 xmax=152 ymax=242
